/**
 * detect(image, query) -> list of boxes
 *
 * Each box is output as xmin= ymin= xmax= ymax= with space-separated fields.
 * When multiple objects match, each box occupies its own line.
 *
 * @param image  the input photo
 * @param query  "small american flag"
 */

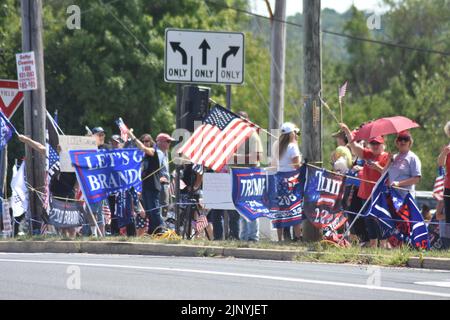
xmin=195 ymin=215 xmax=209 ymax=233
xmin=432 ymin=167 xmax=445 ymax=201
xmin=178 ymin=105 xmax=256 ymax=172
xmin=102 ymin=201 xmax=112 ymax=225
xmin=338 ymin=81 xmax=348 ymax=104
xmin=115 ymin=117 xmax=129 ymax=142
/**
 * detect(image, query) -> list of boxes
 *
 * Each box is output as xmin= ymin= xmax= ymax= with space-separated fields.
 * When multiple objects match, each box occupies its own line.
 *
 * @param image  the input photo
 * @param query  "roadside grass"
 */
xmin=4 ymin=235 xmax=450 ymax=266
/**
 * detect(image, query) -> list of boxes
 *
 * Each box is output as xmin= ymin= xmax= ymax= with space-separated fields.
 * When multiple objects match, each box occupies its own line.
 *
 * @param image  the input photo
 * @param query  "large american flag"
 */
xmin=338 ymin=81 xmax=348 ymax=104
xmin=178 ymin=105 xmax=256 ymax=172
xmin=115 ymin=117 xmax=129 ymax=142
xmin=432 ymin=167 xmax=445 ymax=201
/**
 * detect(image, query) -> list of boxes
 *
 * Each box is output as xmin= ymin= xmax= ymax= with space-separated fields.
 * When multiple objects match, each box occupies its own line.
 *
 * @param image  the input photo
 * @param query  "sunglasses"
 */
xmin=142 ymin=140 xmax=152 ymax=143
xmin=369 ymin=142 xmax=381 ymax=146
xmin=397 ymin=137 xmax=410 ymax=142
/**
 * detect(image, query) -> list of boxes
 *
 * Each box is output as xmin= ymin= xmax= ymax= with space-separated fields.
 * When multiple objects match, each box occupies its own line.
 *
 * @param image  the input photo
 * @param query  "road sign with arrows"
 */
xmin=165 ymin=29 xmax=244 ymax=84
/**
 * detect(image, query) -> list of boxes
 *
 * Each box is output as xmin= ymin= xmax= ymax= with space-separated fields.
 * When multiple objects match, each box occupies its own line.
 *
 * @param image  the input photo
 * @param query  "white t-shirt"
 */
xmin=278 ymin=143 xmax=301 ymax=172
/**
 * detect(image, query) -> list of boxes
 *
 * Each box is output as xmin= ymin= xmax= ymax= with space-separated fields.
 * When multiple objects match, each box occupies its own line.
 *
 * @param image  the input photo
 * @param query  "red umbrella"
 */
xmin=354 ymin=116 xmax=420 ymax=141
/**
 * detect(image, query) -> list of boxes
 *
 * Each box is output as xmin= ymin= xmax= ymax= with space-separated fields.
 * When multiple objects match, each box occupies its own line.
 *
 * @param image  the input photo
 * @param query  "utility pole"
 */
xmin=20 ymin=0 xmax=47 ymax=234
xmin=268 ymin=0 xmax=286 ymax=132
xmin=302 ymin=0 xmax=322 ymax=241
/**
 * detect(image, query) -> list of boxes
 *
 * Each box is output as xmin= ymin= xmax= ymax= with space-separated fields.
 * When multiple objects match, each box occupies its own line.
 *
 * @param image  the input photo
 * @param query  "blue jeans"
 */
xmin=211 ymin=210 xmax=240 ymax=240
xmin=142 ymin=189 xmax=162 ymax=234
xmin=239 ymin=217 xmax=259 ymax=241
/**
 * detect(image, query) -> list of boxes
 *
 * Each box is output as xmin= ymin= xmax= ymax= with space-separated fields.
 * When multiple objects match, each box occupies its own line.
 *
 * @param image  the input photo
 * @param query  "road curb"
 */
xmin=1 ymin=241 xmax=450 ymax=270
xmin=407 ymin=257 xmax=450 ymax=270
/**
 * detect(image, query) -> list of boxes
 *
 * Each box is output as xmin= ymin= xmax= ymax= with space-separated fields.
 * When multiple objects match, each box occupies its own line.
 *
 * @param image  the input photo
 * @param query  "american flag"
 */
xmin=432 ymin=167 xmax=445 ymax=201
xmin=43 ymin=113 xmax=61 ymax=211
xmin=178 ymin=105 xmax=256 ymax=172
xmin=115 ymin=117 xmax=129 ymax=142
xmin=338 ymin=81 xmax=348 ymax=104
xmin=195 ymin=214 xmax=209 ymax=233
xmin=102 ymin=201 xmax=112 ymax=225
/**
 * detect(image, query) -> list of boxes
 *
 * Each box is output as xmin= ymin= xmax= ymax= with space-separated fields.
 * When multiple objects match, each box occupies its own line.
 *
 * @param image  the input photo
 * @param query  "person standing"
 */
xmin=340 ymin=123 xmax=390 ymax=248
xmin=128 ymin=130 xmax=163 ymax=235
xmin=437 ymin=121 xmax=450 ymax=247
xmin=231 ymin=111 xmax=263 ymax=242
xmin=272 ymin=122 xmax=303 ymax=242
xmin=388 ymin=130 xmax=421 ymax=198
xmin=156 ymin=133 xmax=175 ymax=217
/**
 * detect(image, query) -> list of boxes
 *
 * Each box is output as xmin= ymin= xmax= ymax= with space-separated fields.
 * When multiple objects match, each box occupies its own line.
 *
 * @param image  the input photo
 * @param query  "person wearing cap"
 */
xmin=128 ymin=130 xmax=164 ymax=235
xmin=92 ymin=127 xmax=111 ymax=150
xmin=156 ymin=133 xmax=175 ymax=215
xmin=340 ymin=123 xmax=390 ymax=248
xmin=272 ymin=122 xmax=303 ymax=242
xmin=110 ymin=134 xmax=124 ymax=149
xmin=388 ymin=130 xmax=421 ymax=199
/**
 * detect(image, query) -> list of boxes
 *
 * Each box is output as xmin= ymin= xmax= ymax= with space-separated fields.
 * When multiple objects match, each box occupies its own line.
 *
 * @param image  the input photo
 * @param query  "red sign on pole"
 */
xmin=0 ymin=79 xmax=24 ymax=119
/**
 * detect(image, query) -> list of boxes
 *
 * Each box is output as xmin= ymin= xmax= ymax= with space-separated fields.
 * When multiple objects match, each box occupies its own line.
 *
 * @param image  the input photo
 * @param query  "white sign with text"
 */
xmin=16 ymin=51 xmax=37 ymax=91
xmin=59 ymin=135 xmax=97 ymax=172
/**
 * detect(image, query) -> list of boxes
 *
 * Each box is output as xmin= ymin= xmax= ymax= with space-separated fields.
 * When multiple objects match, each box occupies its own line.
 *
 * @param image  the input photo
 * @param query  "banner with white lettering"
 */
xmin=231 ymin=166 xmax=305 ymax=228
xmin=69 ymin=148 xmax=144 ymax=205
xmin=303 ymin=166 xmax=347 ymax=229
xmin=48 ymin=197 xmax=86 ymax=228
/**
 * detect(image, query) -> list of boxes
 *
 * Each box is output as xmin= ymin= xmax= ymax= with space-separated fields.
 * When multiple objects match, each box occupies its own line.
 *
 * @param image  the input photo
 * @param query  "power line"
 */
xmin=205 ymin=0 xmax=450 ymax=57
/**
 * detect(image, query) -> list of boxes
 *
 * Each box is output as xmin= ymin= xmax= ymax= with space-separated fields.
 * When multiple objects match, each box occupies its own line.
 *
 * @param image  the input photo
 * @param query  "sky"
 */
xmin=251 ymin=0 xmax=388 ymax=16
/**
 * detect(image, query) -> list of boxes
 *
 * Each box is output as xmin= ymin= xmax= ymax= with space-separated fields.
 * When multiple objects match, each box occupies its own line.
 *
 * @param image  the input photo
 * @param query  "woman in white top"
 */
xmin=272 ymin=122 xmax=303 ymax=241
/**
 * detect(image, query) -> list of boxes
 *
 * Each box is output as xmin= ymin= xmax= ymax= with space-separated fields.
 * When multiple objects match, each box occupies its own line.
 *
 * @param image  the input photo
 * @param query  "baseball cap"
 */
xmin=369 ymin=136 xmax=384 ymax=144
xmin=111 ymin=134 xmax=123 ymax=143
xmin=92 ymin=127 xmax=105 ymax=134
xmin=280 ymin=122 xmax=300 ymax=135
xmin=156 ymin=133 xmax=176 ymax=142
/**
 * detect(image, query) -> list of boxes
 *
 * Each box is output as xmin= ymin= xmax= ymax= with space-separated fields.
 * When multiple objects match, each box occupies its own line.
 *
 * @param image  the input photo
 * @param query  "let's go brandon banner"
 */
xmin=70 ymin=148 xmax=144 ymax=205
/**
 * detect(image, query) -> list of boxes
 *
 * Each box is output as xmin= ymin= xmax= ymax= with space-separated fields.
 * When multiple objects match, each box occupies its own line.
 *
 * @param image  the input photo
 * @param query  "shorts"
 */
xmin=136 ymin=214 xmax=148 ymax=230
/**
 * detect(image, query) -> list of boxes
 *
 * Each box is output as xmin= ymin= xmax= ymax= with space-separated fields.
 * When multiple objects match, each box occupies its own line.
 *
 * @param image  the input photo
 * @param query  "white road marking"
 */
xmin=415 ymin=281 xmax=450 ymax=288
xmin=1 ymin=258 xmax=450 ymax=298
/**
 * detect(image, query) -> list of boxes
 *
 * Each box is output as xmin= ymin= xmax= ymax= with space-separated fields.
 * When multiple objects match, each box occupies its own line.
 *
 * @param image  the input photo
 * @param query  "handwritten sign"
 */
xmin=59 ymin=135 xmax=97 ymax=172
xmin=203 ymin=173 xmax=234 ymax=210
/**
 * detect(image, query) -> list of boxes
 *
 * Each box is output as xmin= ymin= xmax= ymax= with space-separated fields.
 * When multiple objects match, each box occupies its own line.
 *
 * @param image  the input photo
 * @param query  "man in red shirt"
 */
xmin=340 ymin=123 xmax=391 ymax=248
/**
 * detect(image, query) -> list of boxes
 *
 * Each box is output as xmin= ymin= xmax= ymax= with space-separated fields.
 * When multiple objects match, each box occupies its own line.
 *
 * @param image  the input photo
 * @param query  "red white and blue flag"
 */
xmin=178 ymin=104 xmax=256 ymax=172
xmin=115 ymin=117 xmax=129 ymax=142
xmin=195 ymin=215 xmax=209 ymax=233
xmin=0 ymin=110 xmax=17 ymax=149
xmin=432 ymin=167 xmax=445 ymax=201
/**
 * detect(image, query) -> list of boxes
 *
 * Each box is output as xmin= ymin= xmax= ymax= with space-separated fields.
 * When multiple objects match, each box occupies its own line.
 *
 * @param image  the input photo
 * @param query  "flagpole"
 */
xmin=339 ymin=169 xmax=389 ymax=245
xmin=208 ymin=98 xmax=278 ymax=139
xmin=339 ymin=100 xmax=343 ymax=123
xmin=318 ymin=96 xmax=340 ymax=126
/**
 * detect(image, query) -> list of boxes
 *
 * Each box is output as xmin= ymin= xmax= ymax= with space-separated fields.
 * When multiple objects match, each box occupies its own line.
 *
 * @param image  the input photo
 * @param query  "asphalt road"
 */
xmin=0 ymin=252 xmax=449 ymax=300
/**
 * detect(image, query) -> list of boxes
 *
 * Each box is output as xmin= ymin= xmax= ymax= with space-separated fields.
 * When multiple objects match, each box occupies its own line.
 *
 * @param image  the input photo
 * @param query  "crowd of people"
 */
xmin=10 ymin=113 xmax=450 ymax=250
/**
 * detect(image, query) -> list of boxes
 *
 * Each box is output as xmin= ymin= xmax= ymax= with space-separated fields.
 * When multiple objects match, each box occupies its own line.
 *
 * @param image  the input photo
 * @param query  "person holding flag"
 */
xmin=340 ymin=122 xmax=391 ymax=248
xmin=437 ymin=121 xmax=450 ymax=248
xmin=271 ymin=122 xmax=303 ymax=242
